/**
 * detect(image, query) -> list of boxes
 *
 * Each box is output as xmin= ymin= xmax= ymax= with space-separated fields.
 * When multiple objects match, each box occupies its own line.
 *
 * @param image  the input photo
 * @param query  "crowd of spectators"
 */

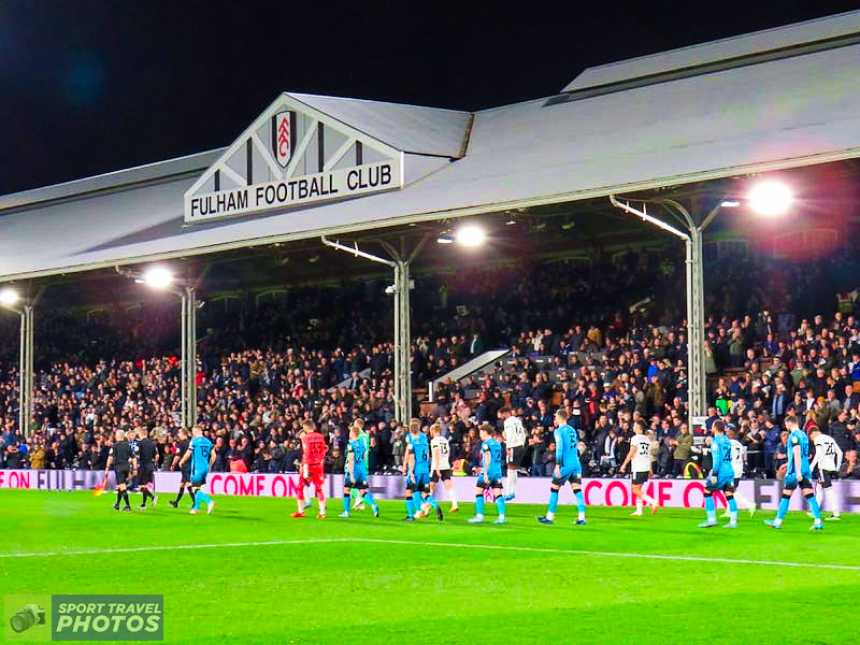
xmin=1 ymin=248 xmax=859 ymax=482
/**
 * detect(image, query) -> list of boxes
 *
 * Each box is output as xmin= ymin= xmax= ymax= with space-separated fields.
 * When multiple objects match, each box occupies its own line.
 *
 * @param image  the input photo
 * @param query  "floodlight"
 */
xmin=0 ymin=287 xmax=20 ymax=308
xmin=747 ymin=180 xmax=793 ymax=216
xmin=436 ymin=232 xmax=454 ymax=244
xmin=455 ymin=224 xmax=486 ymax=248
xmin=141 ymin=266 xmax=175 ymax=290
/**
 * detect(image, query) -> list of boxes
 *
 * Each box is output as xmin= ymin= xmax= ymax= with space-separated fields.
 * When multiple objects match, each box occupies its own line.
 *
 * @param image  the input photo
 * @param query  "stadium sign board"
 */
xmin=184 ymin=94 xmax=404 ymax=224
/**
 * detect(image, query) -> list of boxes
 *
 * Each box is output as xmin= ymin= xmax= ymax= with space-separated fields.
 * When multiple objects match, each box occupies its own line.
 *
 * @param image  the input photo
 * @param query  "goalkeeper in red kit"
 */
xmin=292 ymin=420 xmax=329 ymax=519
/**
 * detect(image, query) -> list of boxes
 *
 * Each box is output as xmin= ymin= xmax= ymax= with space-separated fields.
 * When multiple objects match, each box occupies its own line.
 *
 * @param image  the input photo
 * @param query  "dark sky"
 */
xmin=2 ymin=1 xmax=858 ymax=195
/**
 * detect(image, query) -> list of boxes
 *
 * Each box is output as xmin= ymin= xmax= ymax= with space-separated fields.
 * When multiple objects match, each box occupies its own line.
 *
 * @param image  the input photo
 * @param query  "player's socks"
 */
xmin=728 ymin=498 xmax=738 ymax=524
xmin=122 ymin=491 xmax=131 ymax=509
xmin=424 ymin=494 xmax=438 ymax=510
xmin=642 ymin=493 xmax=657 ymax=509
xmin=633 ymin=498 xmax=643 ymax=515
xmin=412 ymin=491 xmax=423 ymax=512
xmin=195 ymin=490 xmax=212 ymax=509
xmin=734 ymin=491 xmax=755 ymax=514
xmin=575 ymin=490 xmax=586 ymax=519
xmin=474 ymin=494 xmax=486 ymax=517
xmin=405 ymin=498 xmax=415 ymax=519
xmin=342 ymin=493 xmax=351 ymax=514
xmin=704 ymin=494 xmax=716 ymax=523
xmin=825 ymin=488 xmax=840 ymax=518
xmin=547 ymin=489 xmax=559 ymax=515
xmin=318 ymin=499 xmax=326 ymax=517
xmin=815 ymin=486 xmax=824 ymax=508
xmin=495 ymin=495 xmax=506 ymax=518
xmin=363 ymin=492 xmax=379 ymax=515
xmin=449 ymin=488 xmax=459 ymax=509
xmin=805 ymin=493 xmax=822 ymax=521
xmin=173 ymin=487 xmax=185 ymax=504
xmin=116 ymin=490 xmax=123 ymax=507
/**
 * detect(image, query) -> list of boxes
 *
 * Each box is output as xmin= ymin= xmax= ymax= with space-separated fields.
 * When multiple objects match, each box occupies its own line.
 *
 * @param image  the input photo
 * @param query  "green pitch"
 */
xmin=1 ymin=490 xmax=858 ymax=644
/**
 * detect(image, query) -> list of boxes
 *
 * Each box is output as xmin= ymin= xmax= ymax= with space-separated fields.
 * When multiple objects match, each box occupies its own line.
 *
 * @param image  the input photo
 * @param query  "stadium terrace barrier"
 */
xmin=4 ymin=470 xmax=859 ymax=513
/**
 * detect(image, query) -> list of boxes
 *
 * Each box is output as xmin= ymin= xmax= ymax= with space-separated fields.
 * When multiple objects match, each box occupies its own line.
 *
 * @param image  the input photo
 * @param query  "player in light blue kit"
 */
xmin=403 ymin=419 xmax=443 ymax=522
xmin=178 ymin=426 xmax=216 ymax=515
xmin=765 ymin=416 xmax=823 ymax=530
xmin=699 ymin=420 xmax=739 ymax=528
xmin=468 ymin=424 xmax=506 ymax=524
xmin=538 ymin=410 xmax=587 ymax=526
xmin=340 ymin=425 xmax=379 ymax=518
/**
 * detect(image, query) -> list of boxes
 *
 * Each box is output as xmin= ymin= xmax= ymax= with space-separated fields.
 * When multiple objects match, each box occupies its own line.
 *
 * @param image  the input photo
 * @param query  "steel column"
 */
xmin=396 ymin=259 xmax=412 ymax=424
xmin=17 ymin=305 xmax=34 ymax=437
xmin=181 ymin=286 xmax=198 ymax=428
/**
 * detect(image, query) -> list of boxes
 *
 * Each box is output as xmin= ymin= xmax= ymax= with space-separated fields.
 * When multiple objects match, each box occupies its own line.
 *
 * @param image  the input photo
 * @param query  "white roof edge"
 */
xmin=286 ymin=91 xmax=469 ymax=116
xmin=3 ymin=144 xmax=858 ymax=285
xmin=0 ymin=148 xmax=225 ymax=214
xmin=563 ymin=9 xmax=860 ymax=92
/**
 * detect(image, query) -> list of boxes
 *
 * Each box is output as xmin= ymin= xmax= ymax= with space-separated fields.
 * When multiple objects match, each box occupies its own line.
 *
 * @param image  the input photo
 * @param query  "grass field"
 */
xmin=1 ymin=490 xmax=858 ymax=644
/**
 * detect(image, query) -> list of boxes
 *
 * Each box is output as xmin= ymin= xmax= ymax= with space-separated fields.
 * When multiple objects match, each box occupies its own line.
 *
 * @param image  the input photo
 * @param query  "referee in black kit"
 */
xmin=135 ymin=427 xmax=160 ymax=509
xmin=169 ymin=428 xmax=195 ymax=508
xmin=104 ymin=429 xmax=135 ymax=512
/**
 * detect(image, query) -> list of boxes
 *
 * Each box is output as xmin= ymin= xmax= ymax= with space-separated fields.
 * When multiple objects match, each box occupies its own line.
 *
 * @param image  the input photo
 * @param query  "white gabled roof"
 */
xmin=563 ymin=9 xmax=860 ymax=92
xmin=2 ymin=11 xmax=860 ymax=282
xmin=288 ymin=93 xmax=471 ymax=158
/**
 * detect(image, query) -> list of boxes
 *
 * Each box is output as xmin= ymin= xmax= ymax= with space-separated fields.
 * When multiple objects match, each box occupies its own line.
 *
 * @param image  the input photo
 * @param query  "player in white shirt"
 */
xmin=809 ymin=428 xmax=843 ymax=520
xmin=500 ymin=407 xmax=527 ymax=501
xmin=723 ymin=429 xmax=756 ymax=517
xmin=427 ymin=423 xmax=458 ymax=513
xmin=619 ymin=421 xmax=658 ymax=515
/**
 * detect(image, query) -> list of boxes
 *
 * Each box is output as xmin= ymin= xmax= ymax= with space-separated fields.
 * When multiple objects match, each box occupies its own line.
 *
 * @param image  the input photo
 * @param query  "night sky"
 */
xmin=2 ymin=1 xmax=858 ymax=195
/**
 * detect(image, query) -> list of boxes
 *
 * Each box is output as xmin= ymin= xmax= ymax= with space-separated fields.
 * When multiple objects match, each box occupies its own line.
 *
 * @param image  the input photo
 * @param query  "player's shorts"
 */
xmin=431 ymin=469 xmax=452 ymax=483
xmin=818 ymin=469 xmax=837 ymax=487
xmin=114 ymin=467 xmax=130 ymax=487
xmin=705 ymin=472 xmax=735 ymax=492
xmin=632 ymin=471 xmax=649 ymax=486
xmin=137 ymin=466 xmax=154 ymax=486
xmin=407 ymin=471 xmax=430 ymax=492
xmin=783 ymin=475 xmax=813 ymax=491
xmin=190 ymin=470 xmax=209 ymax=488
xmin=346 ymin=472 xmax=368 ymax=490
xmin=476 ymin=473 xmax=503 ymax=490
xmin=552 ymin=465 xmax=582 ymax=487
xmin=180 ymin=467 xmax=191 ymax=484
xmin=301 ymin=463 xmax=325 ymax=489
xmin=506 ymin=445 xmax=526 ymax=465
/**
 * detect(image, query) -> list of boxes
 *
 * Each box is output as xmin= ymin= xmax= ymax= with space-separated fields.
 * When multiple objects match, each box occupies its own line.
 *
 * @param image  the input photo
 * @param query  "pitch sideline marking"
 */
xmin=1 ymin=536 xmax=858 ymax=572
xmin=346 ymin=537 xmax=860 ymax=572
xmin=0 ymin=538 xmax=348 ymax=559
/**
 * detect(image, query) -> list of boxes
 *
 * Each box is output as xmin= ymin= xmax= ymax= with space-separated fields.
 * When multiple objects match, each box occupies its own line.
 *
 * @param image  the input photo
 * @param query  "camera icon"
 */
xmin=9 ymin=604 xmax=45 ymax=634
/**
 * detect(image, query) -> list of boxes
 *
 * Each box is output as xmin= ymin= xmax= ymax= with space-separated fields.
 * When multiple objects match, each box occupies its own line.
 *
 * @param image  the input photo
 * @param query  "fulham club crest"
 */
xmin=273 ymin=111 xmax=292 ymax=168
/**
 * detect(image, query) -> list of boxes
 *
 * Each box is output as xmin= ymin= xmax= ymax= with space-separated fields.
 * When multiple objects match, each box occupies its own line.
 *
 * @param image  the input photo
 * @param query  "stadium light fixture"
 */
xmin=455 ymin=224 xmax=486 ymax=248
xmin=720 ymin=200 xmax=741 ymax=208
xmin=747 ymin=180 xmax=793 ymax=216
xmin=141 ymin=266 xmax=175 ymax=291
xmin=436 ymin=232 xmax=454 ymax=244
xmin=0 ymin=287 xmax=21 ymax=308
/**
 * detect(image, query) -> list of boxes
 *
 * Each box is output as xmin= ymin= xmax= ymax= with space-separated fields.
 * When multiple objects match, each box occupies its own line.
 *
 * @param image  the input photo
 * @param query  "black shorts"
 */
xmin=783 ymin=477 xmax=813 ymax=491
xmin=506 ymin=446 xmax=526 ymax=466
xmin=632 ymin=471 xmax=649 ymax=485
xmin=180 ymin=468 xmax=191 ymax=484
xmin=431 ymin=469 xmax=452 ymax=483
xmin=138 ymin=466 xmax=154 ymax=486
xmin=346 ymin=475 xmax=368 ymax=490
xmin=115 ymin=467 xmax=130 ymax=486
xmin=476 ymin=475 xmax=503 ymax=490
xmin=818 ymin=470 xmax=837 ymax=487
